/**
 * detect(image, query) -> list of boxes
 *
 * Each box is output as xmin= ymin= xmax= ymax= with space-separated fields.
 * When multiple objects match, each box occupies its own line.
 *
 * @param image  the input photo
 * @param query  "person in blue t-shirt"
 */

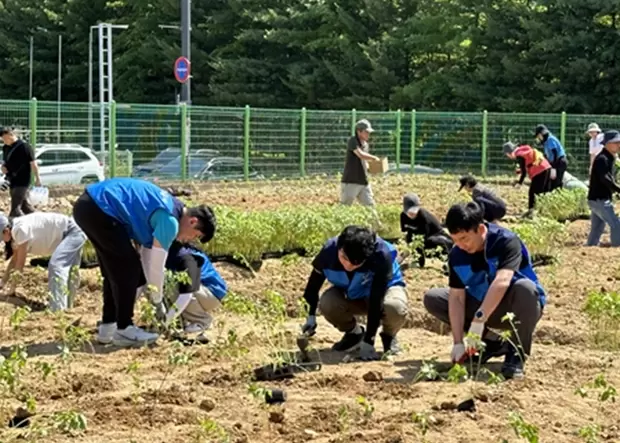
xmin=72 ymin=178 xmax=217 ymax=348
xmin=535 ymin=124 xmax=568 ymax=191
xmin=163 ymin=241 xmax=228 ymax=339
xmin=423 ymin=202 xmax=545 ymax=379
xmin=300 ymin=225 xmax=408 ymax=361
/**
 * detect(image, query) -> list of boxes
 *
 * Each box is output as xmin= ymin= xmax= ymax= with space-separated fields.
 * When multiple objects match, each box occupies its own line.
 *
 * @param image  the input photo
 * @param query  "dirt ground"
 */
xmin=1 ymin=175 xmax=620 ymax=443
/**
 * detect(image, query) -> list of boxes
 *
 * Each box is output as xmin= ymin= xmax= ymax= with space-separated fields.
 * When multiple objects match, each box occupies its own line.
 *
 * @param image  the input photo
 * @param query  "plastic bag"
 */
xmin=29 ymin=186 xmax=49 ymax=207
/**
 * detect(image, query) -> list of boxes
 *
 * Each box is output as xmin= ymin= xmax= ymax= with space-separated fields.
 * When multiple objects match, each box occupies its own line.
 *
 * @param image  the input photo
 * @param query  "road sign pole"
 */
xmin=181 ymin=0 xmax=191 ymax=105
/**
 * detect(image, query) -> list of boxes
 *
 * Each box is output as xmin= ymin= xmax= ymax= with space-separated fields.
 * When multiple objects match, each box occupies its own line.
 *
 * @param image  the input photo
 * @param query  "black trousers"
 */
xmin=528 ymin=169 xmax=552 ymax=210
xmin=424 ymin=279 xmax=543 ymax=357
xmin=9 ymin=186 xmax=34 ymax=218
xmin=73 ymin=192 xmax=144 ymax=329
xmin=550 ymin=156 xmax=568 ymax=191
xmin=476 ymin=196 xmax=507 ymax=222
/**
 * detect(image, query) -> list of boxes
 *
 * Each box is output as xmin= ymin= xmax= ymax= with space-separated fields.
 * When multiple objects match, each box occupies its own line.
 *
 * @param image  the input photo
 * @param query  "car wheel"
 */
xmin=80 ymin=175 xmax=99 ymax=184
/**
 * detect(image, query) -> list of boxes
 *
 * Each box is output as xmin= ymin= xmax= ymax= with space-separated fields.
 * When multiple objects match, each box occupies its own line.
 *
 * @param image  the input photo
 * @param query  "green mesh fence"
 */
xmin=1 ymin=98 xmax=618 ymax=183
xmin=305 ymin=109 xmax=351 ymax=175
xmin=414 ymin=112 xmax=484 ymax=174
xmin=486 ymin=112 xmax=562 ymax=177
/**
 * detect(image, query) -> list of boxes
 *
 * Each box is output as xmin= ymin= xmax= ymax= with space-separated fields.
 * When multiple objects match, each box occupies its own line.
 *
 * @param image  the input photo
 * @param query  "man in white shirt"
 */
xmin=587 ymin=123 xmax=604 ymax=174
xmin=0 ymin=212 xmax=86 ymax=311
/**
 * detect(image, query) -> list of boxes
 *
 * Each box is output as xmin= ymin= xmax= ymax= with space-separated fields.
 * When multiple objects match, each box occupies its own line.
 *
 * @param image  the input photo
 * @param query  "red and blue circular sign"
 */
xmin=174 ymin=56 xmax=191 ymax=83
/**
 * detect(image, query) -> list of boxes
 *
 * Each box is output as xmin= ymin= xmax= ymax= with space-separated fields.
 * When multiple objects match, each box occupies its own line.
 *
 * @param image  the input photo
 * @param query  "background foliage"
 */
xmin=2 ymin=0 xmax=620 ymax=112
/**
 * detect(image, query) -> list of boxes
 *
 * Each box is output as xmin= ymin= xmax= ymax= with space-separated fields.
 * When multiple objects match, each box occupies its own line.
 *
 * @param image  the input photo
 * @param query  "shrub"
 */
xmin=511 ymin=217 xmax=568 ymax=257
xmin=537 ymin=188 xmax=589 ymax=222
xmin=583 ymin=290 xmax=620 ymax=350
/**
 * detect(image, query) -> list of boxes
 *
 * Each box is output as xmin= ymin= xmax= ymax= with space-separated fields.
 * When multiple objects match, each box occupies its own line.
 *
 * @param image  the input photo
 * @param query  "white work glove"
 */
xmin=550 ymin=168 xmax=557 ymax=180
xmin=464 ymin=321 xmax=485 ymax=355
xmin=165 ymin=292 xmax=193 ymax=326
xmin=451 ymin=343 xmax=466 ymax=363
xmin=301 ymin=315 xmax=317 ymax=336
xmin=140 ymin=246 xmax=168 ymax=304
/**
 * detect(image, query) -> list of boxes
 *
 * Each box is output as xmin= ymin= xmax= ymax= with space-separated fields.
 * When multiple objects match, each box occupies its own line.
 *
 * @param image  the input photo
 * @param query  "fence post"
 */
xmin=109 ymin=100 xmax=117 ymax=178
xmin=243 ymin=105 xmax=250 ymax=180
xmin=29 ymin=98 xmax=37 ymax=186
xmin=410 ymin=110 xmax=416 ymax=170
xmin=560 ymin=111 xmax=567 ymax=147
xmin=180 ymin=103 xmax=188 ymax=181
xmin=351 ymin=108 xmax=357 ymax=136
xmin=481 ymin=110 xmax=488 ymax=176
xmin=395 ymin=109 xmax=401 ymax=169
xmin=300 ymin=107 xmax=307 ymax=177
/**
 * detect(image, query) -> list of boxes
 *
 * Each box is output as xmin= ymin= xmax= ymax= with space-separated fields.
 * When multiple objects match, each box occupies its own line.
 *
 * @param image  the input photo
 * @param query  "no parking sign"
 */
xmin=174 ymin=56 xmax=191 ymax=83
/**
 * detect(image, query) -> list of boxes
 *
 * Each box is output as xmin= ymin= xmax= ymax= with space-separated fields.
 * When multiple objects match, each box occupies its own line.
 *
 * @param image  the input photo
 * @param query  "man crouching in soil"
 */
xmin=423 ymin=202 xmax=546 ymax=379
xmin=299 ymin=225 xmax=408 ymax=361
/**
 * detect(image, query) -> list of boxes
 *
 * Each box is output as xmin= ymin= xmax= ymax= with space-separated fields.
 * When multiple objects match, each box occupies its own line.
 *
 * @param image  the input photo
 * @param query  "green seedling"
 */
xmin=195 ymin=417 xmax=229 ymax=443
xmin=412 ymin=411 xmax=430 ymax=439
xmin=583 ymin=290 xmax=620 ymax=350
xmin=337 ymin=405 xmax=350 ymax=433
xmin=508 ymin=411 xmax=539 ymax=443
xmin=9 ymin=306 xmax=31 ymax=331
xmin=52 ymin=410 xmax=87 ymax=436
xmin=413 ymin=359 xmax=440 ymax=383
xmin=356 ymin=395 xmax=374 ymax=418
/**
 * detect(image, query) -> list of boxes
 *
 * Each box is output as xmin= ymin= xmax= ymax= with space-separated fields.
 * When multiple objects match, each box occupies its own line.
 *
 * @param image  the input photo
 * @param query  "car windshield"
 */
xmin=152 ymin=150 xmax=180 ymax=164
xmin=156 ymin=154 xmax=210 ymax=176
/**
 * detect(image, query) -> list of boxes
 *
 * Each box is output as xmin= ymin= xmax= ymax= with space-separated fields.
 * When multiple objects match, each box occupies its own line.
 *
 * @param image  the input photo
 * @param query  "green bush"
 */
xmin=584 ymin=290 xmax=620 ymax=350
xmin=511 ymin=217 xmax=568 ymax=257
xmin=537 ymin=188 xmax=589 ymax=221
xmin=204 ymin=204 xmax=403 ymax=261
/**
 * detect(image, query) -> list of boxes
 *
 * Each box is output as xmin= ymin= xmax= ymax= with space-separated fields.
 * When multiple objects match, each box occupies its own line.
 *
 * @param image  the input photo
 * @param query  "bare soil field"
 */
xmin=1 ymin=175 xmax=619 ymax=443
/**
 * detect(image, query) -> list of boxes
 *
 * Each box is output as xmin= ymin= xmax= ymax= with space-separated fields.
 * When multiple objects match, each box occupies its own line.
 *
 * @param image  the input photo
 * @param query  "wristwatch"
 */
xmin=474 ymin=310 xmax=486 ymax=322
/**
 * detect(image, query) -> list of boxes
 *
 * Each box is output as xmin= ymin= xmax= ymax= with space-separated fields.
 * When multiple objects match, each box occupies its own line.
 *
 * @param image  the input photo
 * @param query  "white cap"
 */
xmin=355 ymin=119 xmax=374 ymax=133
xmin=0 ymin=214 xmax=9 ymax=237
xmin=586 ymin=123 xmax=601 ymax=134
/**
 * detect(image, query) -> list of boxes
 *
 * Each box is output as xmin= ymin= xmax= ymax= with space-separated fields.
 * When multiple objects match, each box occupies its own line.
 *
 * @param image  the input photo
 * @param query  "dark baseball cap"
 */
xmin=403 ymin=193 xmax=421 ymax=213
xmin=503 ymin=141 xmax=517 ymax=154
xmin=601 ymin=130 xmax=620 ymax=145
xmin=190 ymin=204 xmax=217 ymax=243
xmin=0 ymin=127 xmax=14 ymax=136
xmin=458 ymin=175 xmax=477 ymax=191
xmin=534 ymin=124 xmax=549 ymax=136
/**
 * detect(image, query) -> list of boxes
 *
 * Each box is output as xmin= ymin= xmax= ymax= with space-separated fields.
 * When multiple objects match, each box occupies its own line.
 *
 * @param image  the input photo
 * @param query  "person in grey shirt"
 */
xmin=341 ymin=119 xmax=380 ymax=206
xmin=459 ymin=175 xmax=507 ymax=223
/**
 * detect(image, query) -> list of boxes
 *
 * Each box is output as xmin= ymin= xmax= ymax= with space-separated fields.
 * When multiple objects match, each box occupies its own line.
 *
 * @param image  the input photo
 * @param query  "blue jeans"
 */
xmin=587 ymin=199 xmax=620 ymax=246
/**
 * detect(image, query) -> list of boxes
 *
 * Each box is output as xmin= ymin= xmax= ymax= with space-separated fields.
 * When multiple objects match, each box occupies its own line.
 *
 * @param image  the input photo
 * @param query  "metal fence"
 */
xmin=2 ymin=99 xmax=618 ymax=181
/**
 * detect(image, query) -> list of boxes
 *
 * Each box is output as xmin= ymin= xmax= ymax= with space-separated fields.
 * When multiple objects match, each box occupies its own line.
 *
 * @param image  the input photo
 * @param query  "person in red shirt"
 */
xmin=503 ymin=142 xmax=552 ymax=212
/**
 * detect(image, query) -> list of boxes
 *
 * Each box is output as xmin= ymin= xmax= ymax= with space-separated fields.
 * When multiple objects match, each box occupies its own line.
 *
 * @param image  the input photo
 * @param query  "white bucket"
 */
xmin=29 ymin=186 xmax=49 ymax=207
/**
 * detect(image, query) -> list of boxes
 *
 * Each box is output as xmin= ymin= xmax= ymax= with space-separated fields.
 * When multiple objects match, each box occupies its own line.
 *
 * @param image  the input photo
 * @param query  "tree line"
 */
xmin=1 ymin=0 xmax=620 ymax=113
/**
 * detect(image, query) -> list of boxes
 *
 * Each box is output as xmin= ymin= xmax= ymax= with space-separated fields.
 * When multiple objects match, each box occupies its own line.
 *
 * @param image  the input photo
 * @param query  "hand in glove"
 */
xmin=451 ymin=343 xmax=466 ymax=363
xmin=154 ymin=301 xmax=167 ymax=324
xmin=359 ymin=341 xmax=379 ymax=361
xmin=301 ymin=315 xmax=317 ymax=336
xmin=464 ymin=321 xmax=485 ymax=356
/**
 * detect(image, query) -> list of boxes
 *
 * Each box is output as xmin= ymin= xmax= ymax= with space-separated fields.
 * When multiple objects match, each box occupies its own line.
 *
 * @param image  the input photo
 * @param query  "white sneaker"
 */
xmin=96 ymin=322 xmax=117 ymax=344
xmin=184 ymin=323 xmax=205 ymax=334
xmin=112 ymin=325 xmax=159 ymax=347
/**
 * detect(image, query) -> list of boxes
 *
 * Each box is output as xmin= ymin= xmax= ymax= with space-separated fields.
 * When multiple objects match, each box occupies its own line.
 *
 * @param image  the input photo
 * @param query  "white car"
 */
xmin=33 ymin=144 xmax=105 ymax=185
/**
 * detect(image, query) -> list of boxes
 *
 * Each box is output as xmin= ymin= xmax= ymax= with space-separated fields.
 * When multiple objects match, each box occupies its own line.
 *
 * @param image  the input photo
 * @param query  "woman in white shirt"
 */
xmin=587 ymin=122 xmax=604 ymax=174
xmin=0 ymin=212 xmax=86 ymax=311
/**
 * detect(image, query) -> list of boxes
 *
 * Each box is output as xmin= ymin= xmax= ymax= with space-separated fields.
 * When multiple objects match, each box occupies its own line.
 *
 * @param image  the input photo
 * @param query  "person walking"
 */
xmin=586 ymin=123 xmax=604 ymax=175
xmin=503 ymin=142 xmax=552 ymax=214
xmin=1 ymin=127 xmax=41 ymax=218
xmin=586 ymin=130 xmax=620 ymax=247
xmin=340 ymin=119 xmax=381 ymax=207
xmin=72 ymin=177 xmax=217 ymax=347
xmin=0 ymin=211 xmax=86 ymax=311
xmin=534 ymin=124 xmax=568 ymax=191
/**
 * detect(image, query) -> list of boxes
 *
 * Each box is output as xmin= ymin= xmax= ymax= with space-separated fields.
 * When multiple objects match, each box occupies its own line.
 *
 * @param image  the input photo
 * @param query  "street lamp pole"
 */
xmin=181 ymin=0 xmax=191 ymax=105
xmin=28 ymin=36 xmax=33 ymax=99
xmin=57 ymin=34 xmax=62 ymax=143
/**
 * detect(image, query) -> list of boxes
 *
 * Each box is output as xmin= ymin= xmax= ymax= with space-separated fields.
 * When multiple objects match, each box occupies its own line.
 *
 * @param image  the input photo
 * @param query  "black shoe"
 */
xmin=442 ymin=262 xmax=449 ymax=276
xmin=418 ymin=254 xmax=426 ymax=268
xmin=501 ymin=350 xmax=525 ymax=380
xmin=463 ymin=338 xmax=509 ymax=365
xmin=332 ymin=327 xmax=365 ymax=352
xmin=380 ymin=332 xmax=402 ymax=355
